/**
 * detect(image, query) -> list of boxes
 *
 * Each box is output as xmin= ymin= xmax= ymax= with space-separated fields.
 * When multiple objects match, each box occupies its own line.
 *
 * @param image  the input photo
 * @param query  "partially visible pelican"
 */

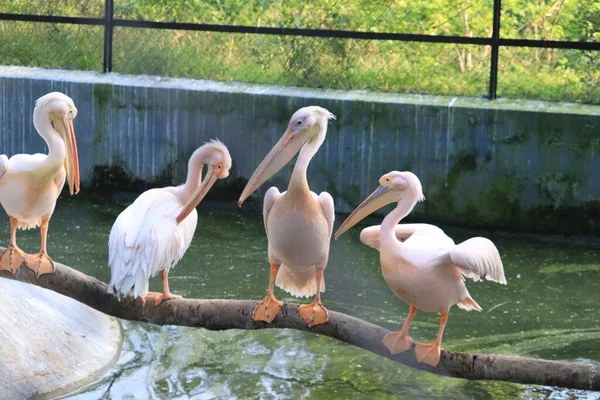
xmin=238 ymin=106 xmax=335 ymax=327
xmin=335 ymin=171 xmax=506 ymax=366
xmin=0 ymin=92 xmax=80 ymax=276
xmin=108 ymin=140 xmax=232 ymax=305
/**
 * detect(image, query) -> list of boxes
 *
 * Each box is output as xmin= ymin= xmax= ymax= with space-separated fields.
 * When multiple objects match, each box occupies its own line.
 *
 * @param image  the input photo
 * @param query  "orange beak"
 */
xmin=176 ymin=165 xmax=218 ymax=224
xmin=56 ymin=116 xmax=80 ymax=195
xmin=238 ymin=129 xmax=304 ymax=206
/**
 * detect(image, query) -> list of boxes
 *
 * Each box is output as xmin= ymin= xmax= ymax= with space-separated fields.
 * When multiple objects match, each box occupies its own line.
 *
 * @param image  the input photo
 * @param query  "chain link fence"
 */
xmin=1 ymin=0 xmax=598 ymax=103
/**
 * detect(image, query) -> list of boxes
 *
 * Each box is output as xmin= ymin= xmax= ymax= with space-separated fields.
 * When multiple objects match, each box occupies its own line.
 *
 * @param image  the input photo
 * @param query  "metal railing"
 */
xmin=1 ymin=0 xmax=599 ymax=100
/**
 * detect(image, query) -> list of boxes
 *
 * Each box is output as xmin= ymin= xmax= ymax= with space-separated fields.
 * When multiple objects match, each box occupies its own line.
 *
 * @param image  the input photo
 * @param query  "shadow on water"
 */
xmin=4 ymin=196 xmax=600 ymax=399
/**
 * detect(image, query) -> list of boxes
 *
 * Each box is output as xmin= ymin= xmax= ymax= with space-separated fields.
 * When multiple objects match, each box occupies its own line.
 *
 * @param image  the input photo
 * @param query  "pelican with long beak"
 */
xmin=335 ymin=171 xmax=506 ymax=366
xmin=108 ymin=140 xmax=231 ymax=305
xmin=238 ymin=106 xmax=335 ymax=327
xmin=0 ymin=92 xmax=80 ymax=276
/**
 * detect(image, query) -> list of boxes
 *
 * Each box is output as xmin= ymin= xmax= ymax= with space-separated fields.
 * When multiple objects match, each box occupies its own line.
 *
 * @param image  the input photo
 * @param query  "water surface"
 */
xmin=3 ymin=197 xmax=599 ymax=399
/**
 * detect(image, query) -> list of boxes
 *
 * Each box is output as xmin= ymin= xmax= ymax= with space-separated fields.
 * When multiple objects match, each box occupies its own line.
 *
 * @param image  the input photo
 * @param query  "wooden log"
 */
xmin=1 ymin=254 xmax=598 ymax=391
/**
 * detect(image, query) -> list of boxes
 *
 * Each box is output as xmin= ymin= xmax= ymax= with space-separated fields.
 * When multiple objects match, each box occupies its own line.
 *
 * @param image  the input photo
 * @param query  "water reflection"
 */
xmin=5 ymin=196 xmax=597 ymax=399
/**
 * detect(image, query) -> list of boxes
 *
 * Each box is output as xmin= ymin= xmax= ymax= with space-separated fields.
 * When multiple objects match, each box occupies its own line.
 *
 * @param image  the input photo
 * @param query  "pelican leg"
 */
xmin=415 ymin=313 xmax=448 ymax=367
xmin=24 ymin=217 xmax=55 ymax=277
xmin=253 ymin=263 xmax=283 ymax=323
xmin=382 ymin=305 xmax=417 ymax=354
xmin=0 ymin=217 xmax=26 ymax=275
xmin=298 ymin=268 xmax=329 ymax=327
xmin=147 ymin=270 xmax=183 ymax=307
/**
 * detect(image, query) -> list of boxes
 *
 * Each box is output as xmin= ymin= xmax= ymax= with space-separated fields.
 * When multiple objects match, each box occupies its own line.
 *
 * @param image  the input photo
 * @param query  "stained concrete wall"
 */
xmin=1 ymin=66 xmax=599 ymax=234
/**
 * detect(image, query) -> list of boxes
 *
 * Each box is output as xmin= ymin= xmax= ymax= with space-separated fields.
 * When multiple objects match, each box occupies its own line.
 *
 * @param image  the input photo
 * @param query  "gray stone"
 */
xmin=0 ymin=278 xmax=122 ymax=399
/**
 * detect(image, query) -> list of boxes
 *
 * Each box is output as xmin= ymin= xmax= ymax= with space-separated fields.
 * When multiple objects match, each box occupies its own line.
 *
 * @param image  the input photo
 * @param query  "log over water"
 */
xmin=1 ymin=252 xmax=598 ymax=392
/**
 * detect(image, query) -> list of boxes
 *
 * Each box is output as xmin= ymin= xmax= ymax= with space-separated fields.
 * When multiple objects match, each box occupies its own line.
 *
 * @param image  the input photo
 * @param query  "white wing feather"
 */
xmin=360 ymin=223 xmax=454 ymax=250
xmin=450 ymin=237 xmax=506 ymax=284
xmin=318 ymin=191 xmax=335 ymax=238
xmin=108 ymin=188 xmax=197 ymax=298
xmin=0 ymin=155 xmax=8 ymax=181
xmin=263 ymin=186 xmax=281 ymax=235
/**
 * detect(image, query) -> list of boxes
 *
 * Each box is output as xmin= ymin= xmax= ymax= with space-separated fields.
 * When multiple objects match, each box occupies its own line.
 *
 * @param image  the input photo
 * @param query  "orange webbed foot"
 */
xmin=415 ymin=342 xmax=442 ymax=367
xmin=298 ymin=301 xmax=329 ymax=328
xmin=382 ymin=331 xmax=415 ymax=354
xmin=0 ymin=245 xmax=26 ymax=276
xmin=24 ymin=251 xmax=55 ymax=277
xmin=252 ymin=294 xmax=283 ymax=323
xmin=141 ymin=292 xmax=182 ymax=306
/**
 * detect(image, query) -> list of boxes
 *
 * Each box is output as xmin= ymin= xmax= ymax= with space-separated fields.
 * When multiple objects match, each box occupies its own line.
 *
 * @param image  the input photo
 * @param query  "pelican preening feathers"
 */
xmin=0 ymin=95 xmax=507 ymax=367
xmin=0 ymin=92 xmax=80 ymax=277
xmin=108 ymin=140 xmax=232 ymax=305
xmin=335 ymin=171 xmax=506 ymax=366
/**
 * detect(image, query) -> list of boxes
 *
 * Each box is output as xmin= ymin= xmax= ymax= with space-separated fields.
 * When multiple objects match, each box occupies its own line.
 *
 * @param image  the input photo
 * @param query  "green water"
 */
xmin=3 ymin=197 xmax=600 ymax=399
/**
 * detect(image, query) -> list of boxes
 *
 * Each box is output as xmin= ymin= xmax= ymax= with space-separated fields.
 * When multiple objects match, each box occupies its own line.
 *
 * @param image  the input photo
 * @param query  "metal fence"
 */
xmin=1 ymin=0 xmax=599 ymax=102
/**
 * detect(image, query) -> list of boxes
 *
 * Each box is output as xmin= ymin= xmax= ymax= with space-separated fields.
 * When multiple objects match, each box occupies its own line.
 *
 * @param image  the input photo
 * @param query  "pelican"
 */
xmin=238 ymin=106 xmax=335 ymax=327
xmin=108 ymin=140 xmax=231 ymax=305
xmin=335 ymin=171 xmax=506 ymax=366
xmin=0 ymin=92 xmax=80 ymax=277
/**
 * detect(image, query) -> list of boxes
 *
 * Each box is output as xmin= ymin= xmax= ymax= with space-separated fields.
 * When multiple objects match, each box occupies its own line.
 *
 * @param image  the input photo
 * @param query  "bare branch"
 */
xmin=1 ymin=251 xmax=598 ymax=392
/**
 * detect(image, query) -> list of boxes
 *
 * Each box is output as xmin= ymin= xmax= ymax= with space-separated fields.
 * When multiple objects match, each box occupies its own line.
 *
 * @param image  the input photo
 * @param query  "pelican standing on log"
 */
xmin=238 ymin=106 xmax=335 ymax=327
xmin=0 ymin=92 xmax=80 ymax=277
xmin=108 ymin=140 xmax=231 ymax=305
xmin=335 ymin=171 xmax=506 ymax=366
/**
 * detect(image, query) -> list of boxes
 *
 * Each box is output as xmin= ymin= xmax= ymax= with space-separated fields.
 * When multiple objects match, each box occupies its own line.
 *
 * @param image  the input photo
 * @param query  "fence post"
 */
xmin=488 ymin=0 xmax=501 ymax=99
xmin=103 ymin=0 xmax=114 ymax=73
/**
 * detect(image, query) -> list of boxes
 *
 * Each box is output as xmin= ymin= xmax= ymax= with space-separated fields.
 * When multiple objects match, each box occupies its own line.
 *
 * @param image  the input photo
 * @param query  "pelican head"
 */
xmin=176 ymin=139 xmax=232 ymax=224
xmin=35 ymin=92 xmax=80 ymax=195
xmin=237 ymin=106 xmax=335 ymax=206
xmin=335 ymin=171 xmax=424 ymax=239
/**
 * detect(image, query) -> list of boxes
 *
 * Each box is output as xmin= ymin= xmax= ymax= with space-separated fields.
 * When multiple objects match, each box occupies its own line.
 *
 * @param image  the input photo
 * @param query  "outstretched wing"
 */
xmin=108 ymin=188 xmax=197 ymax=298
xmin=359 ymin=223 xmax=454 ymax=250
xmin=317 ymin=191 xmax=335 ymax=238
xmin=263 ymin=186 xmax=281 ymax=235
xmin=450 ymin=237 xmax=506 ymax=284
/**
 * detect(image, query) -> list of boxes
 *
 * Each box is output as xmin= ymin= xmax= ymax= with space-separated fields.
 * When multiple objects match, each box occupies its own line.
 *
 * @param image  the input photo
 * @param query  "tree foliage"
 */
xmin=1 ymin=0 xmax=598 ymax=103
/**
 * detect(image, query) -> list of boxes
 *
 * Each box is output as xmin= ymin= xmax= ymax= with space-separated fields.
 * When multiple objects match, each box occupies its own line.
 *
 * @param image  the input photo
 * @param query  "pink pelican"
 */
xmin=238 ymin=106 xmax=335 ymax=327
xmin=108 ymin=140 xmax=231 ymax=305
xmin=335 ymin=171 xmax=506 ymax=366
xmin=0 ymin=92 xmax=80 ymax=276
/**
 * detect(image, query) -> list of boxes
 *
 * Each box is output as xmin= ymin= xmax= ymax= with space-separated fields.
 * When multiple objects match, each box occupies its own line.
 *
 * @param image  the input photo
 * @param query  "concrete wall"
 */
xmin=1 ymin=66 xmax=599 ymax=234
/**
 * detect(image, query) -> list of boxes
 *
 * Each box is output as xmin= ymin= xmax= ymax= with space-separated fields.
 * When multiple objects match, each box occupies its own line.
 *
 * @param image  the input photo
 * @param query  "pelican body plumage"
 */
xmin=335 ymin=171 xmax=506 ymax=366
xmin=238 ymin=106 xmax=336 ymax=327
xmin=0 ymin=92 xmax=80 ymax=277
xmin=108 ymin=140 xmax=232 ymax=306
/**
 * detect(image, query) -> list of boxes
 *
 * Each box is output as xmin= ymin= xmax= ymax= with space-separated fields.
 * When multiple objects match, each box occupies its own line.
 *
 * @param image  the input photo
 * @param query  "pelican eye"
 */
xmin=296 ymin=120 xmax=302 ymax=125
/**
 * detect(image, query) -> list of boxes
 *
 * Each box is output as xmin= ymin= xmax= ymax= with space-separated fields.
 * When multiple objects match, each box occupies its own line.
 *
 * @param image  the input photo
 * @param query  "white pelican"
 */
xmin=335 ymin=171 xmax=506 ymax=366
xmin=0 ymin=92 xmax=80 ymax=277
xmin=238 ymin=106 xmax=335 ymax=327
xmin=108 ymin=140 xmax=232 ymax=306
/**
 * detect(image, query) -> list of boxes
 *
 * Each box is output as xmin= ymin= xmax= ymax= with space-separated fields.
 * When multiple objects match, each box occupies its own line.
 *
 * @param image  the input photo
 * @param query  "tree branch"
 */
xmin=1 ymin=252 xmax=598 ymax=392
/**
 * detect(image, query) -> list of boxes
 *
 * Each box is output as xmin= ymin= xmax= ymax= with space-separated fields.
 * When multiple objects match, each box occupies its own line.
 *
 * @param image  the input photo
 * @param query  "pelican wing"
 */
xmin=318 ymin=191 xmax=335 ymax=238
xmin=360 ymin=223 xmax=454 ymax=250
xmin=0 ymin=155 xmax=7 ymax=181
xmin=108 ymin=188 xmax=197 ymax=298
xmin=450 ymin=237 xmax=506 ymax=284
xmin=263 ymin=186 xmax=281 ymax=235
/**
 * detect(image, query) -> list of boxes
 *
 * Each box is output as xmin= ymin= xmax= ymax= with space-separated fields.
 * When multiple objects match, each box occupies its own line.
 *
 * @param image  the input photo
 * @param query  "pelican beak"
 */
xmin=334 ymin=185 xmax=399 ymax=239
xmin=176 ymin=165 xmax=218 ymax=224
xmin=238 ymin=129 xmax=305 ymax=206
xmin=54 ymin=115 xmax=80 ymax=195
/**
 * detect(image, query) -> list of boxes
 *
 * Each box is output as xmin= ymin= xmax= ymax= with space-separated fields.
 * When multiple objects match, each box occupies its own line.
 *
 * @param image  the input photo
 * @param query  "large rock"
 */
xmin=0 ymin=278 xmax=122 ymax=399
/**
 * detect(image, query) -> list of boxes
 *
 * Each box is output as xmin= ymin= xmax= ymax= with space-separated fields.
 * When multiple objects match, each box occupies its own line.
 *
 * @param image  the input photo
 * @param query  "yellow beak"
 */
xmin=54 ymin=115 xmax=80 ymax=195
xmin=238 ymin=129 xmax=304 ymax=206
xmin=176 ymin=165 xmax=218 ymax=224
xmin=334 ymin=185 xmax=399 ymax=239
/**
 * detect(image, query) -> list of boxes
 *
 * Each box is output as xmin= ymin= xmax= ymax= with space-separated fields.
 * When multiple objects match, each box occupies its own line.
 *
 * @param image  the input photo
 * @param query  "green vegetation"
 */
xmin=1 ymin=0 xmax=598 ymax=103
